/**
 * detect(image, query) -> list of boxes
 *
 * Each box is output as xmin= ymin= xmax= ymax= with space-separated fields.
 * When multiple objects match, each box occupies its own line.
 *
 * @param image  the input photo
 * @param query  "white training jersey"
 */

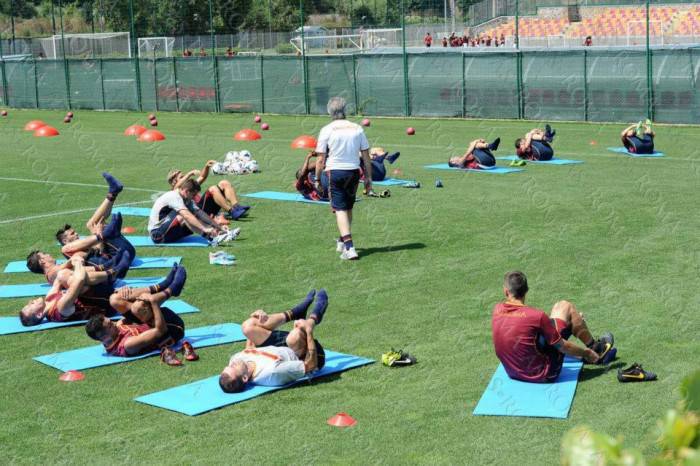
xmin=316 ymin=119 xmax=370 ymax=171
xmin=230 ymin=346 xmax=305 ymax=387
xmin=147 ymin=190 xmax=198 ymax=232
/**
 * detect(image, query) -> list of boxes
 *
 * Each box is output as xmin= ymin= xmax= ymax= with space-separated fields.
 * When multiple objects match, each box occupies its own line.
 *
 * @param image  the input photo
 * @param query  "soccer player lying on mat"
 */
xmin=492 ymin=271 xmax=616 ymax=383
xmin=167 ymin=160 xmax=250 ymax=221
xmin=515 ymin=124 xmax=556 ymax=161
xmin=85 ymin=269 xmax=195 ymax=365
xmin=19 ymin=252 xmax=131 ymax=326
xmin=148 ymin=179 xmax=236 ymax=245
xmin=360 ymin=147 xmax=401 ymax=181
xmin=621 ymin=119 xmax=656 ymax=154
xmin=218 ymin=289 xmax=328 ymax=393
xmin=108 ymin=264 xmax=187 ymax=317
xmin=295 ymin=151 xmax=330 ymax=201
xmin=448 ymin=138 xmax=500 ymax=169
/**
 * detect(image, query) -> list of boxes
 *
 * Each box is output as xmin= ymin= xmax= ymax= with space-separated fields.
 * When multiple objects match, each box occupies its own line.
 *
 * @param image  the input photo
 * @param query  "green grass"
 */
xmin=0 ymin=109 xmax=698 ymax=464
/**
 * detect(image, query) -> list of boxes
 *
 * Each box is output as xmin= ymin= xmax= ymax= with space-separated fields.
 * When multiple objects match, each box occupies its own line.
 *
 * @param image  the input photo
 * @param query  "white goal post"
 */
xmin=138 ymin=37 xmax=175 ymax=58
xmin=40 ymin=32 xmax=131 ymax=59
xmin=360 ymin=28 xmax=403 ymax=49
xmin=290 ymin=34 xmax=363 ymax=54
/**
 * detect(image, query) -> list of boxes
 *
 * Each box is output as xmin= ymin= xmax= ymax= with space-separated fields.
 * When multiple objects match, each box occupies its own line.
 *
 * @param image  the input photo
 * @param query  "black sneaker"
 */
xmin=617 ymin=363 xmax=657 ymax=382
xmin=591 ymin=332 xmax=614 ymax=364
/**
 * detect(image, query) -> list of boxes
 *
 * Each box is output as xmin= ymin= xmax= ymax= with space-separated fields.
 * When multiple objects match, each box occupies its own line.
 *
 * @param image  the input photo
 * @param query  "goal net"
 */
xmin=290 ymin=34 xmax=363 ymax=55
xmin=40 ymin=32 xmax=131 ymax=59
xmin=360 ymin=28 xmax=403 ymax=50
xmin=138 ymin=37 xmax=176 ymax=58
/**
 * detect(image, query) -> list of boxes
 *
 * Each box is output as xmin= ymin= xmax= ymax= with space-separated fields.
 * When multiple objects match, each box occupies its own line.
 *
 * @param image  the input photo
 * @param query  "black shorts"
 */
xmin=197 ymin=187 xmax=223 ymax=216
xmin=157 ymin=307 xmax=185 ymax=348
xmin=537 ymin=318 xmax=572 ymax=381
xmin=329 ymin=169 xmax=360 ymax=211
xmin=531 ymin=141 xmax=554 ymax=161
xmin=150 ymin=210 xmax=193 ymax=244
xmin=261 ymin=330 xmax=326 ymax=370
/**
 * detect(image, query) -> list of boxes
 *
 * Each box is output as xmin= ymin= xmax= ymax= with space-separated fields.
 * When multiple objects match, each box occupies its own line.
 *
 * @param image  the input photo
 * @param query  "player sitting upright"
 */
xmin=360 ymin=147 xmax=400 ymax=181
xmin=295 ymin=151 xmax=329 ymax=201
xmin=492 ymin=271 xmax=617 ymax=383
xmin=168 ymin=160 xmax=250 ymax=220
xmin=85 ymin=267 xmax=193 ymax=366
xmin=621 ymin=119 xmax=656 ymax=154
xmin=448 ymin=138 xmax=500 ymax=169
xmin=218 ymin=289 xmax=328 ymax=393
xmin=515 ymin=125 xmax=556 ymax=161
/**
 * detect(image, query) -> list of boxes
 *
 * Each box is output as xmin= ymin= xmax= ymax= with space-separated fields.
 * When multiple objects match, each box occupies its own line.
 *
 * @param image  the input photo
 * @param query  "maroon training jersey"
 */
xmin=491 ymin=302 xmax=562 ymax=382
xmin=105 ymin=321 xmax=151 ymax=357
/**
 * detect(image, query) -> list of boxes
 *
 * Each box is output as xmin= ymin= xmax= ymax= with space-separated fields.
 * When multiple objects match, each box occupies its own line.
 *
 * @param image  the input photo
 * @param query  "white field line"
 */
xmin=0 ymin=200 xmax=152 ymax=225
xmin=0 ymin=177 xmax=160 ymax=193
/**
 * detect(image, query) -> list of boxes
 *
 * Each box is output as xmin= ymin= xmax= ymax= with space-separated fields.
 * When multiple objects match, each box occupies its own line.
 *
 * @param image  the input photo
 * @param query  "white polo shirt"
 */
xmin=148 ymin=190 xmax=199 ymax=232
xmin=230 ymin=346 xmax=305 ymax=387
xmin=316 ymin=119 xmax=370 ymax=171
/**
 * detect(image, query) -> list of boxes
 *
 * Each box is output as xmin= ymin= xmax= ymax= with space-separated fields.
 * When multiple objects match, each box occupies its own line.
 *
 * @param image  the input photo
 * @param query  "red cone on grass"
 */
xmin=361 ymin=118 xmax=370 ymax=127
xmin=124 ymin=124 xmax=147 ymax=136
xmin=150 ymin=119 xmax=158 ymax=127
xmin=261 ymin=123 xmax=270 ymax=130
xmin=291 ymin=135 xmax=318 ymax=150
xmin=34 ymin=125 xmax=59 ymax=137
xmin=234 ymin=129 xmax=261 ymax=141
xmin=138 ymin=129 xmax=165 ymax=142
xmin=122 ymin=226 xmax=136 ymax=234
xmin=254 ymin=115 xmax=262 ymax=123
xmin=59 ymin=370 xmax=84 ymax=382
xmin=406 ymin=127 xmax=415 ymax=136
xmin=327 ymin=412 xmax=356 ymax=427
xmin=24 ymin=120 xmax=46 ymax=131
xmin=66 ymin=111 xmax=74 ymax=118
xmin=63 ymin=116 xmax=71 ymax=123
xmin=148 ymin=113 xmax=156 ymax=121
xmin=1 ymin=110 xmax=7 ymax=117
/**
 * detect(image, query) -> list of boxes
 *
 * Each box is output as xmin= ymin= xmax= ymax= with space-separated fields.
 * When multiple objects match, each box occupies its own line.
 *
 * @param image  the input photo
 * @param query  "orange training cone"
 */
xmin=24 ymin=120 xmax=46 ymax=131
xmin=59 ymin=370 xmax=85 ymax=382
xmin=291 ymin=135 xmax=318 ymax=150
xmin=34 ymin=125 xmax=59 ymax=137
xmin=327 ymin=412 xmax=357 ymax=427
xmin=234 ymin=129 xmax=262 ymax=141
xmin=138 ymin=130 xmax=165 ymax=142
xmin=124 ymin=124 xmax=147 ymax=136
xmin=121 ymin=226 xmax=136 ymax=234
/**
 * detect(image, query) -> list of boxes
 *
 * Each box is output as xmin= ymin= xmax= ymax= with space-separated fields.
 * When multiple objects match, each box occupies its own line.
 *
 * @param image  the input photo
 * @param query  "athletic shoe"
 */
xmin=435 ymin=178 xmax=443 ymax=188
xmin=182 ymin=341 xmax=199 ymax=361
xmin=168 ymin=266 xmax=187 ymax=297
xmin=591 ymin=332 xmax=614 ymax=363
xmin=510 ymin=159 xmax=526 ymax=167
xmin=209 ymin=254 xmax=235 ymax=266
xmin=101 ymin=213 xmax=123 ymax=240
xmin=160 ymin=347 xmax=182 ymax=366
xmin=387 ymin=151 xmax=401 ymax=164
xmin=336 ymin=240 xmax=344 ymax=253
xmin=382 ymin=348 xmax=417 ymax=367
xmin=230 ymin=205 xmax=248 ymax=220
xmin=209 ymin=227 xmax=241 ymax=247
xmin=489 ymin=137 xmax=501 ymax=151
xmin=617 ymin=363 xmax=657 ymax=383
xmin=340 ymin=247 xmax=359 ymax=260
xmin=644 ymin=118 xmax=653 ymax=132
xmin=102 ymin=172 xmax=123 ymax=196
xmin=635 ymin=120 xmax=643 ymax=137
xmin=598 ymin=347 xmax=617 ymax=365
xmin=402 ymin=181 xmax=420 ymax=189
xmin=380 ymin=189 xmax=391 ymax=198
xmin=365 ymin=190 xmax=380 ymax=197
xmin=309 ymin=289 xmax=328 ymax=325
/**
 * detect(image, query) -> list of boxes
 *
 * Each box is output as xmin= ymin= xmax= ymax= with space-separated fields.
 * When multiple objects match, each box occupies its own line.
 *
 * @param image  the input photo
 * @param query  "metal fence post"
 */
xmin=128 ymin=0 xmax=142 ymax=111
xmin=260 ymin=54 xmax=265 ymax=113
xmin=645 ymin=0 xmax=653 ymax=121
xmin=33 ymin=59 xmax=39 ymax=108
xmin=99 ymin=58 xmax=106 ymax=110
xmin=172 ymin=56 xmax=180 ymax=112
xmin=461 ymin=52 xmax=466 ymax=118
xmin=0 ymin=37 xmax=8 ymax=107
xmin=583 ymin=50 xmax=588 ymax=121
xmin=401 ymin=0 xmax=410 ymax=116
xmin=352 ymin=53 xmax=359 ymax=115
xmin=153 ymin=58 xmax=159 ymax=112
xmin=208 ymin=0 xmax=221 ymax=112
xmin=300 ymin=0 xmax=310 ymax=114
xmin=58 ymin=0 xmax=72 ymax=109
xmin=516 ymin=51 xmax=523 ymax=119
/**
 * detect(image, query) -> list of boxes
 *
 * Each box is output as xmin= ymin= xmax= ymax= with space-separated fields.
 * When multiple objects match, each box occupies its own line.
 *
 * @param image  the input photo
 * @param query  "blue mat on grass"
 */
xmin=472 ymin=356 xmax=583 ymax=419
xmin=4 ymin=256 xmax=181 ymax=274
xmin=243 ymin=191 xmax=329 ymax=204
xmin=0 ymin=300 xmax=198 ymax=335
xmin=607 ymin=147 xmax=665 ymax=157
xmin=34 ymin=323 xmax=244 ymax=371
xmin=424 ymin=163 xmax=524 ymax=174
xmin=134 ymin=350 xmax=374 ymax=415
xmin=0 ymin=276 xmax=163 ymax=299
xmin=124 ymin=235 xmax=209 ymax=247
xmin=372 ymin=178 xmax=414 ymax=186
xmin=498 ymin=156 xmax=583 ymax=165
xmin=112 ymin=206 xmax=151 ymax=217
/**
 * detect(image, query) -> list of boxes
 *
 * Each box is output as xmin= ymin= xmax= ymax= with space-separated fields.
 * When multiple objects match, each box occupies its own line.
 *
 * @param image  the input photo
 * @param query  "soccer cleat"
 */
xmin=379 ymin=189 xmax=391 ymax=198
xmin=101 ymin=213 xmax=123 ymax=240
xmin=618 ymin=363 xmax=657 ymax=382
xmin=160 ymin=347 xmax=182 ymax=366
xmin=435 ymin=178 xmax=443 ymax=188
xmin=598 ymin=347 xmax=617 ymax=365
xmin=387 ymin=151 xmax=401 ymax=164
xmin=209 ymin=227 xmax=241 ymax=247
xmin=402 ymin=181 xmax=420 ymax=189
xmin=209 ymin=254 xmax=235 ymax=266
xmin=181 ymin=341 xmax=199 ymax=361
xmin=382 ymin=348 xmax=417 ymax=367
xmin=336 ymin=240 xmax=344 ymax=253
xmin=509 ymin=159 xmax=526 ymax=167
xmin=229 ymin=205 xmax=248 ymax=220
xmin=340 ymin=247 xmax=359 ymax=260
xmin=102 ymin=172 xmax=123 ymax=196
xmin=644 ymin=118 xmax=653 ymax=132
xmin=168 ymin=266 xmax=187 ymax=297
xmin=635 ymin=120 xmax=643 ymax=137
xmin=489 ymin=137 xmax=501 ymax=151
xmin=591 ymin=332 xmax=614 ymax=361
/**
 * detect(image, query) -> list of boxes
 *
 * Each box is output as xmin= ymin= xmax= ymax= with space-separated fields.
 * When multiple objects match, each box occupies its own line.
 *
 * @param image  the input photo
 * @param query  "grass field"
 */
xmin=0 ymin=109 xmax=698 ymax=465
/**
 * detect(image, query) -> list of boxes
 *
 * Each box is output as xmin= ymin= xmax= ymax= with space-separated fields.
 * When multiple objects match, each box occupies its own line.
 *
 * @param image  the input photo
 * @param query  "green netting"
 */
xmin=154 ymin=59 xmax=178 ymax=112
xmin=101 ymin=59 xmax=138 ymax=110
xmin=4 ymin=61 xmax=37 ymax=108
xmin=464 ymin=53 xmax=519 ymax=119
xmin=218 ymin=56 xmax=262 ymax=113
xmin=409 ymin=54 xmax=462 ymax=117
xmin=262 ymin=57 xmax=305 ymax=114
xmin=68 ymin=60 xmax=103 ymax=110
xmin=138 ymin=60 xmax=157 ymax=111
xmin=355 ymin=54 xmax=404 ymax=116
xmin=587 ymin=50 xmax=647 ymax=122
xmin=522 ymin=51 xmax=585 ymax=121
xmin=36 ymin=61 xmax=68 ymax=109
xmin=652 ymin=49 xmax=699 ymax=124
xmin=307 ymin=56 xmax=356 ymax=115
xmin=0 ymin=62 xmax=6 ymax=106
xmin=175 ymin=58 xmax=217 ymax=112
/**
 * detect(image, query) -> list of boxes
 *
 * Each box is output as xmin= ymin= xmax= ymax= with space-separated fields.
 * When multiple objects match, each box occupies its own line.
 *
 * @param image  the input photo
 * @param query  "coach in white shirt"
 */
xmin=314 ymin=97 xmax=374 ymax=260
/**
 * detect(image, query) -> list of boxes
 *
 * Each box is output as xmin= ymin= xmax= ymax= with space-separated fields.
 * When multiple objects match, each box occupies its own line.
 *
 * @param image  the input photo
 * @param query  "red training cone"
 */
xmin=121 ymin=226 xmax=136 ymax=234
xmin=124 ymin=124 xmax=147 ymax=136
xmin=34 ymin=125 xmax=59 ymax=137
xmin=138 ymin=129 xmax=165 ymax=142
xmin=291 ymin=135 xmax=318 ymax=150
xmin=234 ymin=129 xmax=262 ymax=141
xmin=327 ymin=412 xmax=357 ymax=427
xmin=254 ymin=115 xmax=262 ymax=123
xmin=361 ymin=118 xmax=371 ymax=127
xmin=59 ymin=370 xmax=85 ymax=382
xmin=24 ymin=120 xmax=46 ymax=131
xmin=406 ymin=127 xmax=415 ymax=135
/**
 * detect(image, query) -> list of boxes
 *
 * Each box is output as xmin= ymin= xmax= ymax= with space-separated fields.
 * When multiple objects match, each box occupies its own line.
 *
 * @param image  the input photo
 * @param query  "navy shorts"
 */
xmin=329 ymin=169 xmax=360 ymax=211
xmin=531 ymin=141 xmax=554 ymax=161
xmin=473 ymin=148 xmax=496 ymax=167
xmin=261 ymin=330 xmax=326 ymax=370
xmin=624 ymin=134 xmax=654 ymax=154
xmin=103 ymin=235 xmax=136 ymax=263
xmin=149 ymin=210 xmax=192 ymax=244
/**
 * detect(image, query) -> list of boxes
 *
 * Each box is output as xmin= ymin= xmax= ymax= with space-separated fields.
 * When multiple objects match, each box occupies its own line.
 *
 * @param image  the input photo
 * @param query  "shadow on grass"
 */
xmin=579 ymin=361 xmax=625 ymax=382
xmin=357 ymin=242 xmax=426 ymax=257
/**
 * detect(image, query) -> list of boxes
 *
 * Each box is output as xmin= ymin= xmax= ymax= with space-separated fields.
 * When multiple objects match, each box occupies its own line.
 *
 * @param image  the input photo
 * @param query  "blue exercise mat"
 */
xmin=607 ymin=147 xmax=665 ymax=157
xmin=3 ymin=256 xmax=181 ymax=274
xmin=134 ymin=350 xmax=374 ymax=415
xmin=111 ymin=206 xmax=151 ymax=217
xmin=472 ymin=356 xmax=583 ymax=419
xmin=242 ymin=191 xmax=329 ymax=204
xmin=34 ymin=323 xmax=244 ymax=372
xmin=0 ymin=276 xmax=163 ymax=299
xmin=424 ymin=163 xmax=524 ymax=174
xmin=124 ymin=235 xmax=210 ymax=247
xmin=372 ymin=178 xmax=414 ymax=186
xmin=0 ymin=300 xmax=198 ymax=335
xmin=498 ymin=156 xmax=583 ymax=165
